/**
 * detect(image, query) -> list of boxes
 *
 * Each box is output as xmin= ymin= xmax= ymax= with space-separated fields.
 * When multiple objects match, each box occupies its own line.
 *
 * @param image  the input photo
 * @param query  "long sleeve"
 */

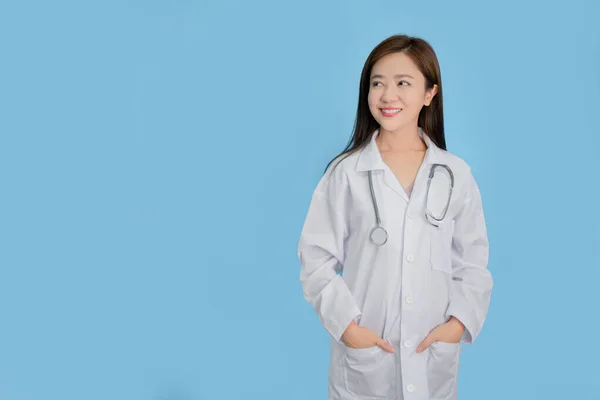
xmin=446 ymin=169 xmax=493 ymax=344
xmin=297 ymin=172 xmax=362 ymax=343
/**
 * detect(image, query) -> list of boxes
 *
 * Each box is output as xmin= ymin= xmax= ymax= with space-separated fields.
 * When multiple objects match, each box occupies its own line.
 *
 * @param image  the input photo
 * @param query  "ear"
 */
xmin=424 ymin=84 xmax=439 ymax=106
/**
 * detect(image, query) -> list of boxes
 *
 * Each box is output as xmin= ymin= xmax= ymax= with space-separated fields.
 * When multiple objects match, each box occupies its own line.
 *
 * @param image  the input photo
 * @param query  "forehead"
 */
xmin=370 ymin=52 xmax=421 ymax=78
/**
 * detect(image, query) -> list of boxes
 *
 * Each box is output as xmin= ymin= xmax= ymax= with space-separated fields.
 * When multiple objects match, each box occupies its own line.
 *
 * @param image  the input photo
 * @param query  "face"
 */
xmin=368 ymin=52 xmax=438 ymax=133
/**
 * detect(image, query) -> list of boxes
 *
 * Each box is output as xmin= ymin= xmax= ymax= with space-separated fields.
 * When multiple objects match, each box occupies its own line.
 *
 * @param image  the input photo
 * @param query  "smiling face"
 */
xmin=368 ymin=52 xmax=438 ymax=133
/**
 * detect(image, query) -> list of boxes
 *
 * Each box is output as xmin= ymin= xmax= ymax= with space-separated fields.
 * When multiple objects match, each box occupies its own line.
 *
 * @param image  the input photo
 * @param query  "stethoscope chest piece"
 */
xmin=370 ymin=226 xmax=388 ymax=246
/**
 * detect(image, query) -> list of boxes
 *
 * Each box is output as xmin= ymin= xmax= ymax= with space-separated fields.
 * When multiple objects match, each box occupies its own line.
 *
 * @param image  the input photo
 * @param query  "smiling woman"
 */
xmin=369 ymin=53 xmax=437 ymax=128
xmin=297 ymin=34 xmax=493 ymax=400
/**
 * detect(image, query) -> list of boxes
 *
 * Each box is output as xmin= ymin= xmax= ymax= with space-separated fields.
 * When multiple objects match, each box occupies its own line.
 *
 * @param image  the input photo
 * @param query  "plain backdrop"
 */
xmin=1 ymin=0 xmax=599 ymax=399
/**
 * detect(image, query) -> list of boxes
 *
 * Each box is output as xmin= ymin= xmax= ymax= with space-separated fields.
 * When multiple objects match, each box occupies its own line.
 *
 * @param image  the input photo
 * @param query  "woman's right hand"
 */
xmin=341 ymin=321 xmax=396 ymax=353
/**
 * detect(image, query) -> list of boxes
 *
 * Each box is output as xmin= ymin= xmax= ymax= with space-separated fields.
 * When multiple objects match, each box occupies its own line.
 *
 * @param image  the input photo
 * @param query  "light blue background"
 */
xmin=1 ymin=0 xmax=599 ymax=399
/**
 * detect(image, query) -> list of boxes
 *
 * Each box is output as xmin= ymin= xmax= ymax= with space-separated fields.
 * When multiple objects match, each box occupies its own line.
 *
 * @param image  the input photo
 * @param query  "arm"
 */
xmin=297 ymin=172 xmax=361 ymax=343
xmin=445 ymin=169 xmax=493 ymax=344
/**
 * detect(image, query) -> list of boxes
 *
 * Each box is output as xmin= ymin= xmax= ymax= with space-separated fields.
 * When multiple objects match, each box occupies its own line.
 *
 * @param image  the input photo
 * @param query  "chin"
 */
xmin=377 ymin=120 xmax=405 ymax=132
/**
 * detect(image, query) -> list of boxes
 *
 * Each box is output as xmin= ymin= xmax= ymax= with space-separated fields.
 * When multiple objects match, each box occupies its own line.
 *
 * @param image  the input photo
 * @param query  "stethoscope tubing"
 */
xmin=367 ymin=164 xmax=454 ymax=245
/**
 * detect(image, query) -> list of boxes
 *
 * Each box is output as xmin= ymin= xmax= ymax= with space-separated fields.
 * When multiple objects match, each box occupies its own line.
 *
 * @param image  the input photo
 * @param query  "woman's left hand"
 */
xmin=416 ymin=316 xmax=465 ymax=353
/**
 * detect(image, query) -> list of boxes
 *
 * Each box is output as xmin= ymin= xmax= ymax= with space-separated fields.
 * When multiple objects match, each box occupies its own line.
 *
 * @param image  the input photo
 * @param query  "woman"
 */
xmin=297 ymin=34 xmax=493 ymax=400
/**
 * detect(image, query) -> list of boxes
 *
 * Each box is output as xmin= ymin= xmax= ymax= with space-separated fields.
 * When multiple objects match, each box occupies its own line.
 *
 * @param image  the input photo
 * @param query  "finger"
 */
xmin=416 ymin=334 xmax=436 ymax=353
xmin=377 ymin=338 xmax=396 ymax=353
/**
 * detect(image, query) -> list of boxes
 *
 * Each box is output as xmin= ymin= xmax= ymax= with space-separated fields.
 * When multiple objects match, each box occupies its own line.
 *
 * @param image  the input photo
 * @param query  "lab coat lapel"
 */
xmin=355 ymin=129 xmax=408 ymax=202
xmin=383 ymin=167 xmax=409 ymax=202
xmin=355 ymin=128 xmax=445 ymax=204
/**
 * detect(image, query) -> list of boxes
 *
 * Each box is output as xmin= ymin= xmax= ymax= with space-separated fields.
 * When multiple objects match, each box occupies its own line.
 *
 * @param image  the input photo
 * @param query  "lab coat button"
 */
xmin=406 ymin=384 xmax=415 ymax=392
xmin=406 ymin=254 xmax=414 ymax=262
xmin=405 ymin=296 xmax=413 ymax=304
xmin=407 ymin=211 xmax=414 ymax=218
xmin=403 ymin=340 xmax=412 ymax=348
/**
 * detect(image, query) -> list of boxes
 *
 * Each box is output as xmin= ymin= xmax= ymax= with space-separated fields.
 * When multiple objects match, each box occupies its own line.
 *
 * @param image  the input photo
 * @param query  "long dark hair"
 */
xmin=324 ymin=34 xmax=446 ymax=174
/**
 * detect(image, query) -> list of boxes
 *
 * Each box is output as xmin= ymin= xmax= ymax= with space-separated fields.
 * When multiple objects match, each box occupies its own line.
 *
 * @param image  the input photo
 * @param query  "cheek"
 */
xmin=406 ymin=91 xmax=426 ymax=107
xmin=367 ymin=92 xmax=379 ymax=111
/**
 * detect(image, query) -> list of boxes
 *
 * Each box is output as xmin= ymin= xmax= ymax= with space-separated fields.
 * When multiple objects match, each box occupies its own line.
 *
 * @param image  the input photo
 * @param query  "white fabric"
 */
xmin=404 ymin=182 xmax=413 ymax=198
xmin=297 ymin=127 xmax=493 ymax=400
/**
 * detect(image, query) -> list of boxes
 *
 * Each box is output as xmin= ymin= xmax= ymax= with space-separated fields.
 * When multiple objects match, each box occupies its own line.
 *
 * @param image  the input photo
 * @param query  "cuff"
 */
xmin=317 ymin=274 xmax=362 ymax=343
xmin=330 ymin=307 xmax=362 ymax=344
xmin=446 ymin=301 xmax=475 ymax=344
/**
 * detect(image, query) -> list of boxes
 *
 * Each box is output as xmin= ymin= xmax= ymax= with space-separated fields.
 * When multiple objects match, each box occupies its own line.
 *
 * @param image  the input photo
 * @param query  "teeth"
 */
xmin=382 ymin=108 xmax=401 ymax=113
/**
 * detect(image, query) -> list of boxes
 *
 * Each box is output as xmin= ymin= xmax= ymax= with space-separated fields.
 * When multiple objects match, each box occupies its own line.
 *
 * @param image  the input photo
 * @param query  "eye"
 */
xmin=372 ymin=81 xmax=382 ymax=87
xmin=398 ymin=80 xmax=410 ymax=86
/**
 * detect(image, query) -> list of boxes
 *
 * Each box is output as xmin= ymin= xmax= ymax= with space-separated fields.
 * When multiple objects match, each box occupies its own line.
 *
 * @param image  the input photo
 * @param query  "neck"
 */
xmin=376 ymin=125 xmax=426 ymax=153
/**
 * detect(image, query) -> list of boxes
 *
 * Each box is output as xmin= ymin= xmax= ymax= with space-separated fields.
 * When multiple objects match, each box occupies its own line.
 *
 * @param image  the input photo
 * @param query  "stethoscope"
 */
xmin=368 ymin=163 xmax=455 ymax=246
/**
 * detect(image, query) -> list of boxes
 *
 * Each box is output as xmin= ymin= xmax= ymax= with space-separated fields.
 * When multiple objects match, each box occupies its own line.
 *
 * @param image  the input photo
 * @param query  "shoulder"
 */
xmin=436 ymin=148 xmax=472 ymax=176
xmin=434 ymin=151 xmax=487 ymax=224
xmin=435 ymin=147 xmax=481 ymax=200
xmin=316 ymin=149 xmax=362 ymax=195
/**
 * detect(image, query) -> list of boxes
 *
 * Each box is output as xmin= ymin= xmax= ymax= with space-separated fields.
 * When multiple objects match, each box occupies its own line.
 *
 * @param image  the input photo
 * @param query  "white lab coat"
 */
xmin=297 ymin=127 xmax=493 ymax=400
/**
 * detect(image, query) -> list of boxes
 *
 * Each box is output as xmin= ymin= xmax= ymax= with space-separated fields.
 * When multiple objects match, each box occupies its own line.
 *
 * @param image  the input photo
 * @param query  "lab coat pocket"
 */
xmin=343 ymin=344 xmax=396 ymax=398
xmin=427 ymin=341 xmax=461 ymax=400
xmin=429 ymin=220 xmax=453 ymax=273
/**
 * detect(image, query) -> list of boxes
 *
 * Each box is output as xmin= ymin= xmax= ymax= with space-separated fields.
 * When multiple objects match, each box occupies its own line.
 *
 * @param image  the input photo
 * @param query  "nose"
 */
xmin=380 ymin=85 xmax=399 ymax=104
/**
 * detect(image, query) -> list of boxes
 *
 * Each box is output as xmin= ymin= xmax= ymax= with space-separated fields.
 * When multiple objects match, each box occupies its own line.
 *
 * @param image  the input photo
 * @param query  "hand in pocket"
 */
xmin=341 ymin=321 xmax=396 ymax=353
xmin=416 ymin=316 xmax=465 ymax=353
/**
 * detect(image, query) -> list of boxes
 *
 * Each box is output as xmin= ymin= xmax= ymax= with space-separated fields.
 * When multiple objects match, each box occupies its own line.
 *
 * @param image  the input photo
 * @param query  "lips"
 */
xmin=380 ymin=108 xmax=402 ymax=117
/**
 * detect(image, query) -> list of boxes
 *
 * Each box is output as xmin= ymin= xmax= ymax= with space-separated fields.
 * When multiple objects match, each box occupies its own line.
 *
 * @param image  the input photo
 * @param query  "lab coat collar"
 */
xmin=355 ymin=126 xmax=444 ymax=172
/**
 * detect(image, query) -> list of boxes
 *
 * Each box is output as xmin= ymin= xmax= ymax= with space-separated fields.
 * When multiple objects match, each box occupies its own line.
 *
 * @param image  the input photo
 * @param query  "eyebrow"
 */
xmin=370 ymin=73 xmax=415 ymax=80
